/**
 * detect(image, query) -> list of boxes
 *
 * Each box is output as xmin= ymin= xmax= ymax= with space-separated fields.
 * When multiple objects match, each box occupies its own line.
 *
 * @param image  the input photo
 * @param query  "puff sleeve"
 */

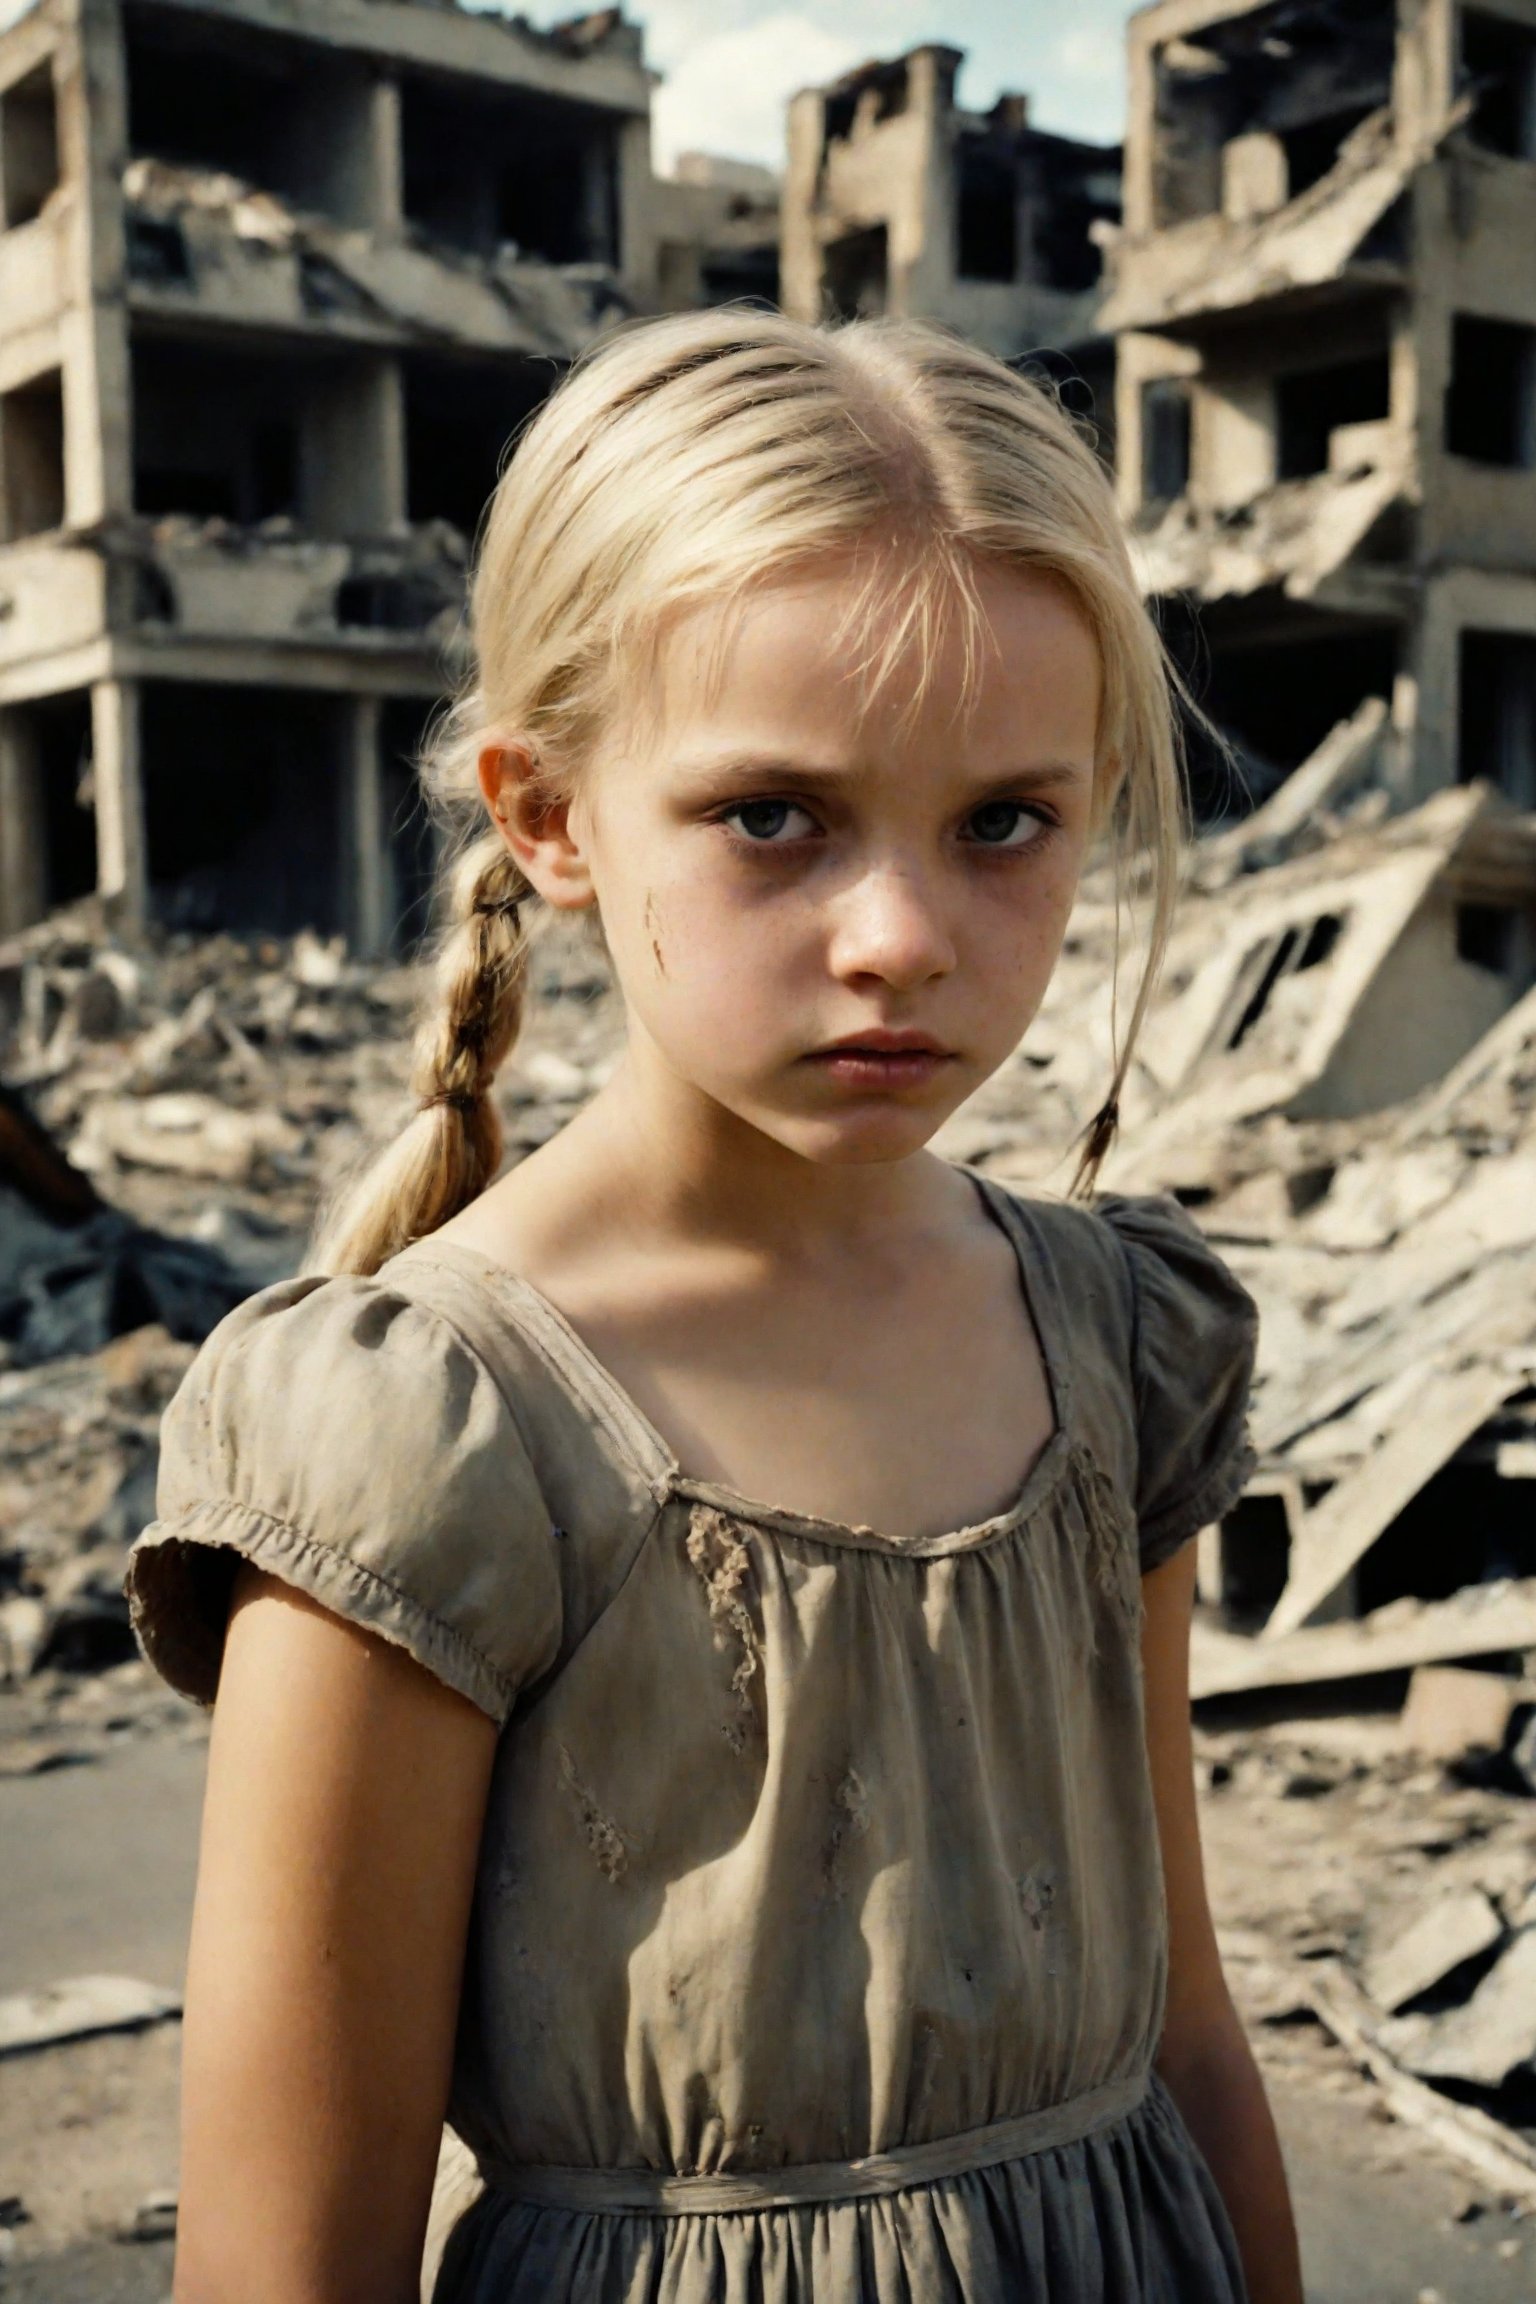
xmin=1095 ymin=1194 xmax=1259 ymax=1574
xmin=125 ymin=1274 xmax=563 ymax=1724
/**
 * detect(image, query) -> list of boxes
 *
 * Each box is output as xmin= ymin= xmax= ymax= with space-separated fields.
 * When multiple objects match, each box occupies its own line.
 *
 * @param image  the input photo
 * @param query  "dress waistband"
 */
xmin=480 ymin=2070 xmax=1149 ymax=2217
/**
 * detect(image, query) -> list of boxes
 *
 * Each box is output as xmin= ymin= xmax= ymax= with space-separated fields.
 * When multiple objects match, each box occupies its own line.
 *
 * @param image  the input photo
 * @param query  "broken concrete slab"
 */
xmin=1266 ymin=1359 xmax=1528 ymax=1637
xmin=1400 ymin=1929 xmax=1536 ymax=2091
xmin=1362 ymin=1891 xmax=1505 ymax=2016
xmin=1398 ymin=1668 xmax=1528 ymax=1766
xmin=1192 ymin=1580 xmax=1536 ymax=1702
xmin=0 ymin=1975 xmax=181 ymax=2058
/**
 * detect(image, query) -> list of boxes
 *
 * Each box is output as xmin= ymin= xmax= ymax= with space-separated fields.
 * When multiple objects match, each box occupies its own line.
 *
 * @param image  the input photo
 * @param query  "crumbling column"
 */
xmin=0 ymin=705 xmax=48 ymax=936
xmin=616 ymin=113 xmax=657 ymax=303
xmin=59 ymin=1 xmax=133 ymax=524
xmin=346 ymin=694 xmax=391 ymax=960
xmin=367 ymin=73 xmax=403 ymax=234
xmin=90 ymin=676 xmax=147 ymax=932
xmin=309 ymin=356 xmax=406 ymax=535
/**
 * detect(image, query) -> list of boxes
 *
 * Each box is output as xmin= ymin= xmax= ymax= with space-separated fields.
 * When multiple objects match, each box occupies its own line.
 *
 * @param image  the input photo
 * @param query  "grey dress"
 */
xmin=127 ymin=1172 xmax=1258 ymax=2304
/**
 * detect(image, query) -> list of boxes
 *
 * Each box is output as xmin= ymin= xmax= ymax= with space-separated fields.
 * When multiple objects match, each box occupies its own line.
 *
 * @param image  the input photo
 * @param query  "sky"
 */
xmin=516 ymin=3 xmax=1138 ymax=173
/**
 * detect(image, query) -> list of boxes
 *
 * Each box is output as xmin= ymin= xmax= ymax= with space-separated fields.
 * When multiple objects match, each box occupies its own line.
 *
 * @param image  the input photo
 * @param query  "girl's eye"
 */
xmin=721 ymin=799 xmax=818 ymax=843
xmin=965 ymin=800 xmax=1051 ymax=849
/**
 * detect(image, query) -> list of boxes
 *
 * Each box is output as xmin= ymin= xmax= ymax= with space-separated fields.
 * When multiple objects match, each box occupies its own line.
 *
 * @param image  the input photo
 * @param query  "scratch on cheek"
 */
xmin=643 ymin=892 xmax=668 ymax=978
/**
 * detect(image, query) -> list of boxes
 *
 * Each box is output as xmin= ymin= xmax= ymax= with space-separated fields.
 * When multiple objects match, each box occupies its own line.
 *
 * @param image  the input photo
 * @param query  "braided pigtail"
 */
xmin=312 ymin=833 xmax=533 ymax=1276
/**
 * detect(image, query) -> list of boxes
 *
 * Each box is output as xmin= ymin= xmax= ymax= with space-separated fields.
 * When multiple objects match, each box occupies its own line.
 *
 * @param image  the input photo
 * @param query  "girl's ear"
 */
xmin=478 ymin=741 xmax=594 ymax=911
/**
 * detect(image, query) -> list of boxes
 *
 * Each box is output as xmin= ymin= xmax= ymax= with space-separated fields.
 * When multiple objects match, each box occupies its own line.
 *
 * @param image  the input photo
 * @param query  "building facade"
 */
xmin=780 ymin=45 xmax=1122 ymax=446
xmin=0 ymin=0 xmax=660 ymax=948
xmin=1103 ymin=0 xmax=1536 ymax=818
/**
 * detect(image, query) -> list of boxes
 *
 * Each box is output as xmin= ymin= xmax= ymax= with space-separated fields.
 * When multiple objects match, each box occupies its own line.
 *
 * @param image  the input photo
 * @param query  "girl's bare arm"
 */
xmin=1143 ymin=1544 xmax=1304 ymax=2304
xmin=173 ymin=1563 xmax=499 ymax=2304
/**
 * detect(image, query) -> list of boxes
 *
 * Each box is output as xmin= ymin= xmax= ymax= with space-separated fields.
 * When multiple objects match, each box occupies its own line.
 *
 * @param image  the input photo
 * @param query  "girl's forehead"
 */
xmin=638 ymin=554 xmax=1102 ymax=758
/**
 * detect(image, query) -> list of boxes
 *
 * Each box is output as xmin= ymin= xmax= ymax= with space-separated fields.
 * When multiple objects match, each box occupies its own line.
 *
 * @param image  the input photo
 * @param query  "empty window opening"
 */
xmin=700 ymin=245 xmax=780 ymax=307
xmin=1181 ymin=621 xmax=1400 ymax=820
xmin=823 ymin=225 xmax=887 ymax=322
xmin=1446 ymin=315 xmax=1536 ymax=466
xmin=1277 ymin=352 xmax=1390 ymax=478
xmin=1462 ymin=8 xmax=1536 ymax=160
xmin=1355 ymin=1460 xmax=1536 ymax=1616
xmin=1033 ymin=173 xmax=1119 ymax=293
xmin=957 ymin=146 xmax=1017 ymax=282
xmin=1456 ymin=902 xmax=1517 ymax=973
xmin=1279 ymin=103 xmax=1374 ymax=195
xmin=0 ymin=694 xmax=95 ymax=933
xmin=1203 ymin=1494 xmax=1290 ymax=1629
xmin=125 ymin=212 xmax=192 ymax=286
xmin=133 ymin=341 xmax=312 ymax=523
xmin=125 ymin=9 xmax=378 ymax=225
xmin=141 ymin=684 xmax=346 ymax=935
xmin=1226 ymin=912 xmax=1345 ymax=1048
xmin=132 ymin=341 xmax=383 ymax=531
xmin=404 ymin=354 xmax=550 ymax=543
xmin=1459 ymin=630 xmax=1536 ymax=808
xmin=1152 ymin=0 xmax=1395 ymax=227
xmin=401 ymin=77 xmax=617 ymax=263
xmin=1142 ymin=378 xmax=1192 ymax=503
xmin=0 ymin=370 xmax=65 ymax=541
xmin=1 ymin=60 xmax=61 ymax=230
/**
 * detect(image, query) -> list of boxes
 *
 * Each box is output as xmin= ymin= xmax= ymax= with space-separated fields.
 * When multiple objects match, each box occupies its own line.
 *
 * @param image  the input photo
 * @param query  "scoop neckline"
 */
xmin=399 ymin=1166 xmax=1076 ymax=1558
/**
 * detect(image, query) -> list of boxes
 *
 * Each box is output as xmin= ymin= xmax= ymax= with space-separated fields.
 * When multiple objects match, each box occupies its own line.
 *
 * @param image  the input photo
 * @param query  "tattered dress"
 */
xmin=127 ymin=1174 xmax=1259 ymax=2303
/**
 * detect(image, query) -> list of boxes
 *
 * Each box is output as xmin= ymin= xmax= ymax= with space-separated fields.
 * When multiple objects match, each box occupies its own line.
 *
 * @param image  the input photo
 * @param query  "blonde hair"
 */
xmin=315 ymin=309 xmax=1188 ymax=1277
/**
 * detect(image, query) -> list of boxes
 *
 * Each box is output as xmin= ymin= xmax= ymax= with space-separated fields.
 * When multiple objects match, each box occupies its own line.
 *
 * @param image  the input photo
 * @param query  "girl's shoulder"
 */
xmin=986 ymin=1182 xmax=1259 ymax=1572
xmin=126 ymin=1245 xmax=657 ymax=1729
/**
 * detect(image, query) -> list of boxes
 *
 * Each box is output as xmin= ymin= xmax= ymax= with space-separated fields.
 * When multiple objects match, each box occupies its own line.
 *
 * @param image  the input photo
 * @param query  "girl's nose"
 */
xmin=824 ymin=862 xmax=958 ymax=991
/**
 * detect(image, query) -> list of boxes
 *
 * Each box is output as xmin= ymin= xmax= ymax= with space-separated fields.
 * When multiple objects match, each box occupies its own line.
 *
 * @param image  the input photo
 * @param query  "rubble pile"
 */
xmin=0 ymin=902 xmax=623 ymax=1696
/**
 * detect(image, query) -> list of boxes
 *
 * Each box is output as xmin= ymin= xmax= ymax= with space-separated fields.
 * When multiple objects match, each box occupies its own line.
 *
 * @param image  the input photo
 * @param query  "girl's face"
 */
xmin=534 ymin=554 xmax=1101 ymax=1168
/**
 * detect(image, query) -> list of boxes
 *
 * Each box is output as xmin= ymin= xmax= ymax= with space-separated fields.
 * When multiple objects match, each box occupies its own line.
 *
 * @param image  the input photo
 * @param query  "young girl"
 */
xmin=128 ymin=310 xmax=1302 ymax=2304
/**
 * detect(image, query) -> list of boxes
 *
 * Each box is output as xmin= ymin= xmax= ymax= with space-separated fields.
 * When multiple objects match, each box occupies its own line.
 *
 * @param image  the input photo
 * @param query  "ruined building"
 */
xmin=781 ymin=46 xmax=1122 ymax=448
xmin=1102 ymin=0 xmax=1536 ymax=829
xmin=0 ymin=0 xmax=659 ymax=949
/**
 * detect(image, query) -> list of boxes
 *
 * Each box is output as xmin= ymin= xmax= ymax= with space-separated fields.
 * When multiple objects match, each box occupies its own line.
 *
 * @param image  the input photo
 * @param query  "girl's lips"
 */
xmin=803 ymin=1048 xmax=955 ymax=1088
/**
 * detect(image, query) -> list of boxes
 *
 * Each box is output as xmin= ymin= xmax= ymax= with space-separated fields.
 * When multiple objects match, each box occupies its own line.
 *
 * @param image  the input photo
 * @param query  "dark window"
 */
xmin=141 ymin=684 xmax=346 ymax=936
xmin=1142 ymin=378 xmax=1192 ymax=503
xmin=823 ymin=225 xmax=888 ymax=323
xmin=404 ymin=353 xmax=551 ymax=542
xmin=1280 ymin=104 xmax=1373 ymax=194
xmin=0 ymin=369 xmax=65 ymax=540
xmin=956 ymin=147 xmax=1017 ymax=283
xmin=1 ymin=60 xmax=60 ymax=229
xmin=1462 ymin=8 xmax=1536 ymax=160
xmin=401 ymin=78 xmax=617 ymax=264
xmin=1456 ymin=903 xmax=1516 ymax=973
xmin=1446 ymin=315 xmax=1536 ymax=466
xmin=1276 ymin=353 xmax=1390 ymax=477
xmin=125 ymin=212 xmax=192 ymax=285
xmin=1459 ymin=629 xmax=1536 ymax=808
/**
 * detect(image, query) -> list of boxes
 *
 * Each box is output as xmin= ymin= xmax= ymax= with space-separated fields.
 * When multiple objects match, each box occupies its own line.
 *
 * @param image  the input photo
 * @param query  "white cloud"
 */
xmin=651 ymin=12 xmax=865 ymax=171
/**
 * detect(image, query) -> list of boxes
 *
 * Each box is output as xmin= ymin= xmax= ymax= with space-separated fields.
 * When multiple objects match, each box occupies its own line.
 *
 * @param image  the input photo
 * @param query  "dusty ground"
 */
xmin=1 ymin=1671 xmax=1533 ymax=2301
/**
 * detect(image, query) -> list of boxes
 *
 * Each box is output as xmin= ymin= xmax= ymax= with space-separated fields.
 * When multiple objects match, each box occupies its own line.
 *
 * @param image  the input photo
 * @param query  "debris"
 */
xmin=118 ymin=2190 xmax=177 ymax=2244
xmin=0 ymin=1975 xmax=181 ymax=2057
xmin=1192 ymin=1582 xmax=1536 ymax=1702
xmin=1309 ymin=1962 xmax=1536 ymax=2213
xmin=1398 ymin=1668 xmax=1528 ymax=1766
xmin=1363 ymin=1892 xmax=1505 ymax=2016
xmin=1398 ymin=1929 xmax=1536 ymax=2091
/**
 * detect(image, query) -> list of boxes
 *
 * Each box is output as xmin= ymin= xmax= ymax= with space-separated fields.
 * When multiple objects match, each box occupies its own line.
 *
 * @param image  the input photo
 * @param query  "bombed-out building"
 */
xmin=1103 ymin=0 xmax=1536 ymax=829
xmin=781 ymin=46 xmax=1122 ymax=450
xmin=0 ymin=0 xmax=659 ymax=950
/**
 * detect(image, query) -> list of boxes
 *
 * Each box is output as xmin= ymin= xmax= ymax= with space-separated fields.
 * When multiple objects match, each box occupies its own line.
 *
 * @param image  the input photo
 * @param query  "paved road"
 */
xmin=2 ymin=1733 xmax=1530 ymax=2301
